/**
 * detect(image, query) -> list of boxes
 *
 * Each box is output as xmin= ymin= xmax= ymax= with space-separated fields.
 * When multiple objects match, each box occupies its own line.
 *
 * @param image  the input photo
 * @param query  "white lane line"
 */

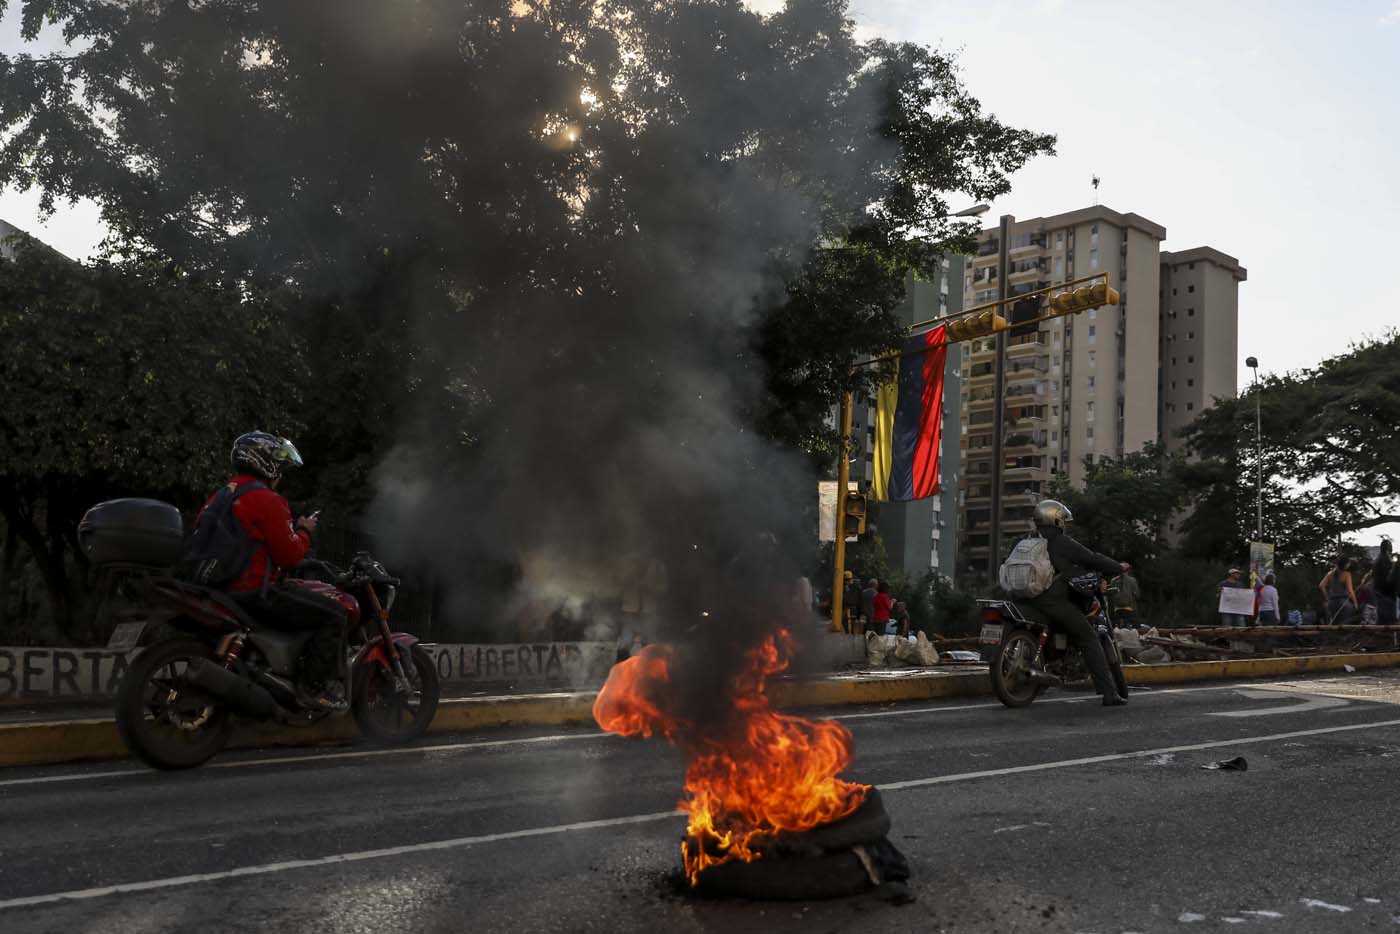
xmin=829 ymin=681 xmax=1254 ymax=721
xmin=1209 ymin=690 xmax=1351 ymax=717
xmin=7 ymin=714 xmax=1400 ymax=910
xmin=879 ymin=717 xmax=1400 ymax=790
xmin=0 ymin=810 xmax=684 ymax=910
xmin=0 ymin=732 xmax=615 ymax=788
xmin=0 ymin=678 xmax=1359 ymax=788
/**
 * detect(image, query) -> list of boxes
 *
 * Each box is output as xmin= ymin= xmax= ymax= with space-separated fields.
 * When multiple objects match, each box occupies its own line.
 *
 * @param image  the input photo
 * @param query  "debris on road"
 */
xmin=1201 ymin=756 xmax=1248 ymax=771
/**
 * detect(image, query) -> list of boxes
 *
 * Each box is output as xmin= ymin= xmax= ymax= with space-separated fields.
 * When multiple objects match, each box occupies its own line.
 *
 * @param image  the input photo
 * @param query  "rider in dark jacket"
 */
xmin=1018 ymin=500 xmax=1130 ymax=707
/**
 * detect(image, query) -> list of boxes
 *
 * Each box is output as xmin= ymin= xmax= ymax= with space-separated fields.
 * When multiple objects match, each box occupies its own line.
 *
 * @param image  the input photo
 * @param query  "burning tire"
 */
xmin=989 ymin=629 xmax=1041 ymax=708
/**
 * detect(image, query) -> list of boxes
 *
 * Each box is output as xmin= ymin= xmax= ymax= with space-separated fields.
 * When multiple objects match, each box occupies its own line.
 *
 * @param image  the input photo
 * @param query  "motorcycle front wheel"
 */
xmin=352 ymin=645 xmax=440 ymax=745
xmin=990 ymin=629 xmax=1042 ymax=708
xmin=115 ymin=638 xmax=234 ymax=770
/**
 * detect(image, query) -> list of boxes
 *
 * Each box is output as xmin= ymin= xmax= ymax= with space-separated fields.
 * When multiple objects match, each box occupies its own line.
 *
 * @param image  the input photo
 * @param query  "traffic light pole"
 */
xmin=987 ymin=214 xmax=1012 ymax=578
xmin=830 ymin=389 xmax=853 ymax=633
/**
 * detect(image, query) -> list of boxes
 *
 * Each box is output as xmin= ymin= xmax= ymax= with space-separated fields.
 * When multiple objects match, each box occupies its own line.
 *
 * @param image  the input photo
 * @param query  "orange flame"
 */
xmin=593 ymin=630 xmax=869 ymax=884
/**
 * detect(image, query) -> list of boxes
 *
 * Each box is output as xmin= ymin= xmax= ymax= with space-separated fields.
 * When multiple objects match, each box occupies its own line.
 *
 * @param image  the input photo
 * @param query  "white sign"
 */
xmin=818 ymin=480 xmax=860 ymax=543
xmin=1218 ymin=587 xmax=1256 ymax=616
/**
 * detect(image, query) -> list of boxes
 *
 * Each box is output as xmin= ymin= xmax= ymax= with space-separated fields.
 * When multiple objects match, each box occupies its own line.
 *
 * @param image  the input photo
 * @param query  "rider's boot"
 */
xmin=296 ymin=679 xmax=349 ymax=713
xmin=1084 ymin=638 xmax=1127 ymax=706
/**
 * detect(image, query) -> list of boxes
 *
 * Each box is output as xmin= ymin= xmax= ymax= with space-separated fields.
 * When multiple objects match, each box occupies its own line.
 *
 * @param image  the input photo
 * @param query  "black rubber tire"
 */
xmin=352 ymin=644 xmax=440 ymax=745
xmin=1102 ymin=633 xmax=1130 ymax=699
xmin=990 ymin=629 xmax=1042 ymax=708
xmin=115 ymin=639 xmax=233 ymax=770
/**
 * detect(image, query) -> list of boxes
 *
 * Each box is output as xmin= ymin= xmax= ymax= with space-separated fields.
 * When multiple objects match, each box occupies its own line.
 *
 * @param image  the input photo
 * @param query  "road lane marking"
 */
xmin=1208 ymin=689 xmax=1351 ymax=717
xmin=6 ymin=714 xmax=1400 ymax=910
xmin=0 ymin=678 xmax=1375 ymax=789
xmin=0 ymin=810 xmax=684 ymax=910
xmin=878 ymin=717 xmax=1400 ymax=791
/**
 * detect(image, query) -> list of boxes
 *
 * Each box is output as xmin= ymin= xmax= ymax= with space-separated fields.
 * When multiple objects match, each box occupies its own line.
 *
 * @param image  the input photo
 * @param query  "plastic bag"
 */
xmin=865 ymin=630 xmax=890 ymax=667
xmin=915 ymin=631 xmax=939 ymax=666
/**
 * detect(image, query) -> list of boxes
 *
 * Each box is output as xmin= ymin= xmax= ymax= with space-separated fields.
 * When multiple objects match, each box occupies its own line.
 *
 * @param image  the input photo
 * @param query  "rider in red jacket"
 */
xmin=207 ymin=432 xmax=345 ymax=711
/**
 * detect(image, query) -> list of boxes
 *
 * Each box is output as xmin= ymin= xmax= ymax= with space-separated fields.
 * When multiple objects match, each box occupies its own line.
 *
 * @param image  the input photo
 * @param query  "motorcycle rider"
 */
xmin=204 ymin=431 xmax=348 ymax=712
xmin=1017 ymin=500 xmax=1131 ymax=707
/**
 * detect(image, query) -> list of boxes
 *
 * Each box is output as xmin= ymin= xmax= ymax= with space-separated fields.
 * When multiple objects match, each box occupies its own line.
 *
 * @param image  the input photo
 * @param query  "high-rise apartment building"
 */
xmin=845 ymin=259 xmax=963 ymax=579
xmin=955 ymin=205 xmax=1244 ymax=577
xmin=1159 ymin=248 xmax=1248 ymax=449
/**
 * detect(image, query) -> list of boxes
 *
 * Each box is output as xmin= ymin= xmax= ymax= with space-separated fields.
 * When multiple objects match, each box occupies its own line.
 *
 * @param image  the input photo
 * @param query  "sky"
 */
xmin=3 ymin=1 xmax=1397 ymax=540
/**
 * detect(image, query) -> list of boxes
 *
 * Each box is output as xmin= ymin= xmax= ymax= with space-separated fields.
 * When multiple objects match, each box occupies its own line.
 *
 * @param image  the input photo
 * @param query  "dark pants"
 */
xmin=236 ymin=585 xmax=347 ymax=685
xmin=1326 ymin=596 xmax=1354 ymax=626
xmin=1378 ymin=594 xmax=1398 ymax=627
xmin=1020 ymin=580 xmax=1120 ymax=698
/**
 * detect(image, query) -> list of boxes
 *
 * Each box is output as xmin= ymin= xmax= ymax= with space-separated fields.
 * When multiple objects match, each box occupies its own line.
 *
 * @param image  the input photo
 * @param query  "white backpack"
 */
xmin=998 ymin=534 xmax=1056 ymax=598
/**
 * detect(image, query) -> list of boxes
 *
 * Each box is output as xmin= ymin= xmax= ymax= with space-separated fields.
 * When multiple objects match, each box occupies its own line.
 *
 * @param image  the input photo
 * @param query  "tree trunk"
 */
xmin=0 ymin=489 xmax=75 ymax=641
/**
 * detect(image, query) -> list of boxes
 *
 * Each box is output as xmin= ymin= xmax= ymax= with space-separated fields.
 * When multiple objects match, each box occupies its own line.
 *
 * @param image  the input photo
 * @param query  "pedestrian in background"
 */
xmin=891 ymin=599 xmax=912 ymax=638
xmin=873 ymin=580 xmax=893 ymax=635
xmin=1357 ymin=572 xmax=1378 ymax=625
xmin=1373 ymin=539 xmax=1398 ymax=627
xmin=842 ymin=570 xmax=861 ymax=634
xmin=1256 ymin=573 xmax=1281 ymax=626
xmin=1318 ymin=557 xmax=1357 ymax=626
xmin=1112 ymin=565 xmax=1140 ymax=629
xmin=860 ymin=578 xmax=878 ymax=634
xmin=1218 ymin=567 xmax=1251 ymax=628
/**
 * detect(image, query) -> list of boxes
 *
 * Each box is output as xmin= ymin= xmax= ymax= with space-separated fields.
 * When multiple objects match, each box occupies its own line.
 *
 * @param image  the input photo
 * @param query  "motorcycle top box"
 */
xmin=79 ymin=498 xmax=185 ymax=567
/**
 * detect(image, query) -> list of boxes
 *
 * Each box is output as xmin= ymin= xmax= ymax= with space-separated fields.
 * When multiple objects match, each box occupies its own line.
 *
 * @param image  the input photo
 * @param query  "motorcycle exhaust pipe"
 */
xmin=186 ymin=658 xmax=278 ymax=718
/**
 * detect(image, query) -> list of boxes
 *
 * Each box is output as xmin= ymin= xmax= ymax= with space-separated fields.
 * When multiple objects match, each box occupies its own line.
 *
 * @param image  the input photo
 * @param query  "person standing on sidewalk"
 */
xmin=1112 ymin=565 xmax=1141 ymax=629
xmin=859 ymin=578 xmax=878 ymax=634
xmin=1256 ymin=574 xmax=1281 ymax=626
xmin=1218 ymin=568 xmax=1252 ymax=628
xmin=1373 ymin=539 xmax=1398 ymax=627
xmin=1319 ymin=557 xmax=1357 ymax=626
xmin=873 ymin=581 xmax=893 ymax=635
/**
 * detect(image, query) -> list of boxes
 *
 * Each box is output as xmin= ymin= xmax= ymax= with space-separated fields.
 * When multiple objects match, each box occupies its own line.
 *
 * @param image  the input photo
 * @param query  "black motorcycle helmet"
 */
xmin=231 ymin=431 xmax=304 ymax=484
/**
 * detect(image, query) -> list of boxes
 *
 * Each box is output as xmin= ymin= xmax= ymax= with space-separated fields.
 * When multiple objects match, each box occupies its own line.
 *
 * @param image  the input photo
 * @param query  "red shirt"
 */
xmin=201 ymin=474 xmax=311 ymax=592
xmin=873 ymin=592 xmax=893 ymax=624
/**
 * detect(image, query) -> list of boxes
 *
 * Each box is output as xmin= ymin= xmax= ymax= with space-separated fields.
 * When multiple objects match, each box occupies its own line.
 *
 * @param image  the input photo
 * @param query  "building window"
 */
xmin=1088 ymin=350 xmax=1096 ymax=367
xmin=1054 ymin=256 xmax=1064 ymax=276
xmin=1091 ymin=223 xmax=1099 ymax=234
xmin=1090 ymin=248 xmax=1098 ymax=271
xmin=1187 ymin=331 xmax=1195 ymax=340
xmin=1087 ymin=375 xmax=1095 ymax=390
xmin=1172 ymin=288 xmax=1177 ymax=296
xmin=1187 ymin=355 xmax=1195 ymax=364
xmin=941 ymin=257 xmax=950 ymax=270
xmin=1188 ymin=262 xmax=1195 ymax=270
xmin=1087 ymin=426 xmax=1095 ymax=440
xmin=1187 ymin=378 xmax=1195 ymax=387
xmin=1186 ymin=402 xmax=1195 ymax=411
xmin=1187 ymin=284 xmax=1195 ymax=293
xmin=1088 ymin=324 xmax=1096 ymax=339
xmin=1087 ymin=402 xmax=1095 ymax=420
xmin=1187 ymin=308 xmax=1195 ymax=316
xmin=1172 ymin=356 xmax=1177 ymax=365
xmin=1051 ymin=430 xmax=1058 ymax=442
xmin=1053 ymin=332 xmax=1061 ymax=345
xmin=1171 ymin=380 xmax=1176 ymax=389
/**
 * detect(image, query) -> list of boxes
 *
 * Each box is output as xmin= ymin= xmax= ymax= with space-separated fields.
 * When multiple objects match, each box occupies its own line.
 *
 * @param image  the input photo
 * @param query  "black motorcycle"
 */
xmin=979 ymin=572 xmax=1129 ymax=708
xmin=81 ymin=498 xmax=440 ymax=769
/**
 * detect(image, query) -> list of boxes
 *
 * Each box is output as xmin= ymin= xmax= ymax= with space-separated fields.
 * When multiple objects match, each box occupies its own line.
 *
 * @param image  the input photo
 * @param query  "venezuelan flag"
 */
xmin=871 ymin=325 xmax=948 ymax=502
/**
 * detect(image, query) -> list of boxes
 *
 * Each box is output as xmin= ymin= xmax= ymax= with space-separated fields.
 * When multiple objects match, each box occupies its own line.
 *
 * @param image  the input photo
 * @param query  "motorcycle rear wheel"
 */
xmin=116 ymin=638 xmax=234 ymax=770
xmin=990 ymin=630 xmax=1042 ymax=708
xmin=352 ymin=645 xmax=440 ymax=745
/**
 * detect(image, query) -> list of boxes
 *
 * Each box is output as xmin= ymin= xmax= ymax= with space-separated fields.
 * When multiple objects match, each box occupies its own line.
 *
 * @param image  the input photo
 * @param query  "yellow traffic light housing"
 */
xmin=946 ymin=309 xmax=1008 ymax=342
xmin=843 ymin=492 xmax=868 ymax=536
xmin=1049 ymin=281 xmax=1119 ymax=317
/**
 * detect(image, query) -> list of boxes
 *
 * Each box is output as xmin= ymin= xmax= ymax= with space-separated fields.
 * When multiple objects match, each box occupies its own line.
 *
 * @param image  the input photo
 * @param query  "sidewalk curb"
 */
xmin=3 ymin=652 xmax=1398 ymax=769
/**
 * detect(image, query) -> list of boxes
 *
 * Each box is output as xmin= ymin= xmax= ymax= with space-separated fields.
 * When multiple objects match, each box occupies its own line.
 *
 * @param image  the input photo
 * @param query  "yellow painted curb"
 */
xmin=4 ymin=652 xmax=1398 ymax=769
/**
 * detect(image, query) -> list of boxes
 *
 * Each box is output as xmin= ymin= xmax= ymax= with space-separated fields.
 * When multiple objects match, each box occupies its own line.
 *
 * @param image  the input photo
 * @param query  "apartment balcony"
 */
xmin=976 ymin=240 xmax=1000 ymax=257
xmin=1007 ymin=333 xmax=1048 ymax=354
xmin=1007 ymin=265 xmax=1045 ymax=285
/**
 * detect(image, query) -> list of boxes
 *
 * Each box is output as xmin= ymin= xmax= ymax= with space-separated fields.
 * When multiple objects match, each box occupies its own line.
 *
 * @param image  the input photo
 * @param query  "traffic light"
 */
xmin=1047 ymin=281 xmax=1120 ymax=317
xmin=945 ymin=308 xmax=1008 ymax=343
xmin=843 ymin=492 xmax=868 ymax=537
xmin=1009 ymin=296 xmax=1040 ymax=338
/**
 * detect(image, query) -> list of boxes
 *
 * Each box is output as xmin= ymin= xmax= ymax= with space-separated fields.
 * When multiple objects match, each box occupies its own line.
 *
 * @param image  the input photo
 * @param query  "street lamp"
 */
xmin=1245 ymin=356 xmax=1262 ymax=540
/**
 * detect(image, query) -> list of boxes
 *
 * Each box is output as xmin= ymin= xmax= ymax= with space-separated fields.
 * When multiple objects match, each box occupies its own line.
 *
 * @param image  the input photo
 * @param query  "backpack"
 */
xmin=998 ymin=534 xmax=1056 ymax=598
xmin=179 ymin=480 xmax=267 ymax=587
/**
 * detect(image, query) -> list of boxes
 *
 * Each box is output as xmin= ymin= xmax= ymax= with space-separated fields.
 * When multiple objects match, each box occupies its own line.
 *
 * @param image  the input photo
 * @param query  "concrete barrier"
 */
xmin=3 ymin=652 xmax=1398 ymax=769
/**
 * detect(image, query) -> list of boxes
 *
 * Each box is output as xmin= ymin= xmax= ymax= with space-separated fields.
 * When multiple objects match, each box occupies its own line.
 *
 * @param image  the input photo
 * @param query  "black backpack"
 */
xmin=180 ymin=480 xmax=267 ymax=587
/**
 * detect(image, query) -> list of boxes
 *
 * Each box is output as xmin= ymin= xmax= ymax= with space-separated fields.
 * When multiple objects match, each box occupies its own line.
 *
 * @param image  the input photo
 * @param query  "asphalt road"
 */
xmin=2 ymin=672 xmax=1399 ymax=933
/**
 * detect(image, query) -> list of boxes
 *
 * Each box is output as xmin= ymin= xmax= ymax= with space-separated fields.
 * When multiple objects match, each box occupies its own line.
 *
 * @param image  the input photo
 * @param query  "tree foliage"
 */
xmin=0 ymin=240 xmax=302 ymax=637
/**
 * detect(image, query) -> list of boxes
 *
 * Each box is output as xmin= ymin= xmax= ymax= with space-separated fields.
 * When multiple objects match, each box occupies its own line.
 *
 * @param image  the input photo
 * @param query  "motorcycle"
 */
xmin=80 ymin=498 xmax=440 ymax=769
xmin=978 ymin=572 xmax=1129 ymax=708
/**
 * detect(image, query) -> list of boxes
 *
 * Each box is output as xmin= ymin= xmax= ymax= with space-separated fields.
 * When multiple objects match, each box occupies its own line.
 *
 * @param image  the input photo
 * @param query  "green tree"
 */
xmin=0 ymin=240 xmax=303 ymax=638
xmin=1179 ymin=332 xmax=1400 ymax=566
xmin=1044 ymin=443 xmax=1186 ymax=566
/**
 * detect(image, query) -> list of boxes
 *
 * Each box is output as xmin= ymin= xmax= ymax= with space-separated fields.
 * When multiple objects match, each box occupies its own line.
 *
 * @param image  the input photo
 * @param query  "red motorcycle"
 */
xmin=82 ymin=498 xmax=440 ymax=769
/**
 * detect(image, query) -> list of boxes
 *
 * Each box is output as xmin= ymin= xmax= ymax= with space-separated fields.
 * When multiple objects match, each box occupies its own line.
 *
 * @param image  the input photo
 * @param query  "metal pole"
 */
xmin=987 ymin=214 xmax=1012 ymax=578
xmin=830 ymin=390 xmax=853 ymax=633
xmin=1254 ymin=369 xmax=1263 ymax=541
